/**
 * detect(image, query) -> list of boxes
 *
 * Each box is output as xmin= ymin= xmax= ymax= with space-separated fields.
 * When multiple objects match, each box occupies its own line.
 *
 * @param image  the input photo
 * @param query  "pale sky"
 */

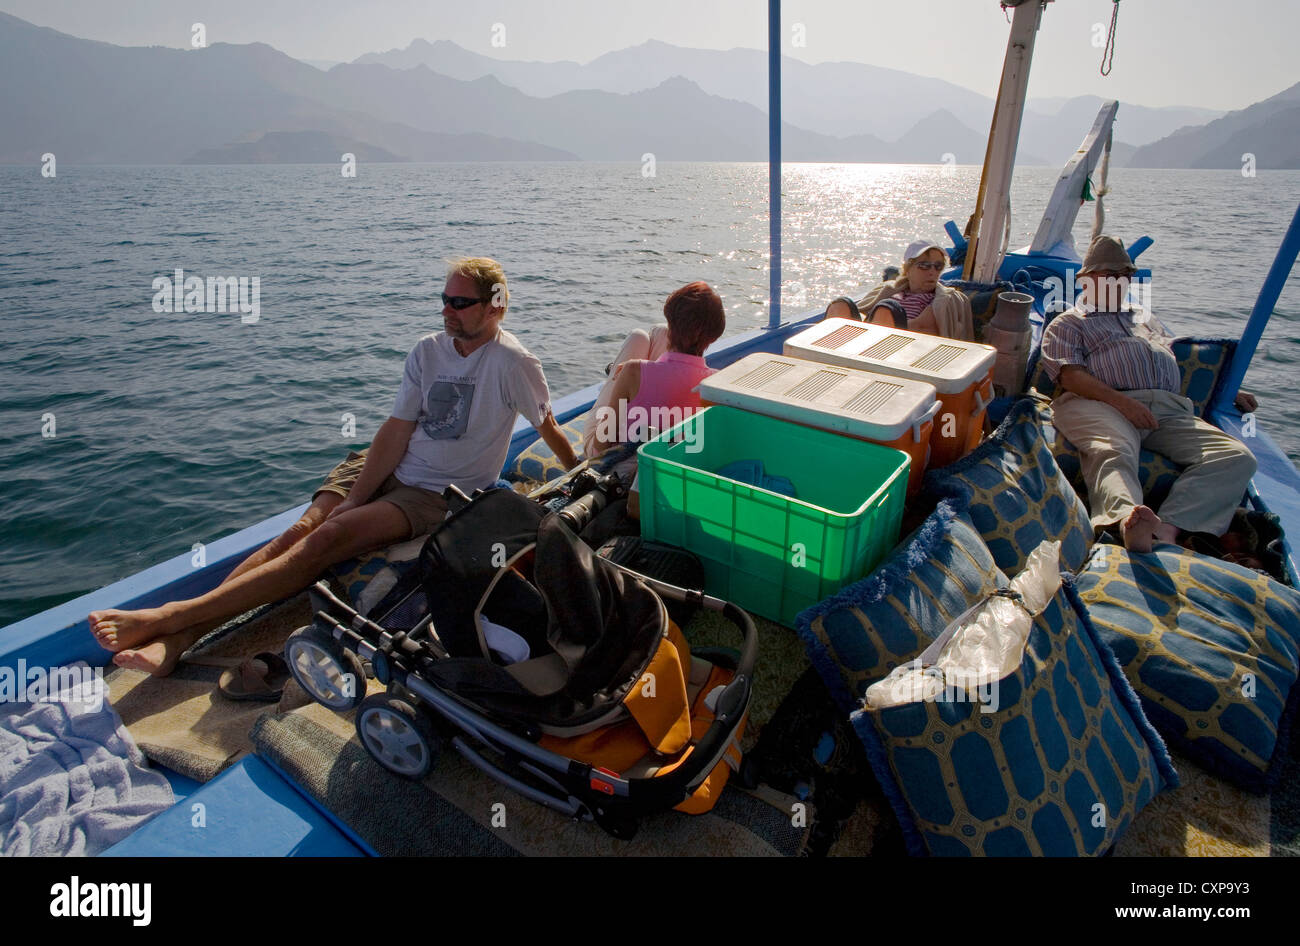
xmin=2 ymin=0 xmax=1294 ymax=111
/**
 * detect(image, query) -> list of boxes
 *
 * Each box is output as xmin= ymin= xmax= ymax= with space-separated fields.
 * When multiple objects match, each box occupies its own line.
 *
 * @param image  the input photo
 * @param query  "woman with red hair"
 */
xmin=585 ymin=281 xmax=726 ymax=455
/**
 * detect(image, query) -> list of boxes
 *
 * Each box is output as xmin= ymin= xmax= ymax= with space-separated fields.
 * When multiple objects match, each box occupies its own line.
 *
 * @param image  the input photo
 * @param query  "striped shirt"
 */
xmin=1039 ymin=305 xmax=1180 ymax=393
xmin=897 ymin=291 xmax=935 ymax=322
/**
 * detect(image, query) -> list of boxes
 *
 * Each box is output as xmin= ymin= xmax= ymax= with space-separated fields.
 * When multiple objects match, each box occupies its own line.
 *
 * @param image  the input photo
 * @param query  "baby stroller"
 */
xmin=284 ymin=487 xmax=757 ymax=840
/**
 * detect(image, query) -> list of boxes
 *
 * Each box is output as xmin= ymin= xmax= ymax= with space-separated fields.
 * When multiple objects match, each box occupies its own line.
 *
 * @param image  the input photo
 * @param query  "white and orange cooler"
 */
xmin=698 ymin=353 xmax=941 ymax=496
xmin=784 ymin=318 xmax=995 ymax=469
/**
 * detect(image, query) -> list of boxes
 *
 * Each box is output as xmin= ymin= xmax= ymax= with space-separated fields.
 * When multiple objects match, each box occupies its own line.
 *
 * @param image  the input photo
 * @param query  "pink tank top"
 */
xmin=627 ymin=351 xmax=714 ymax=421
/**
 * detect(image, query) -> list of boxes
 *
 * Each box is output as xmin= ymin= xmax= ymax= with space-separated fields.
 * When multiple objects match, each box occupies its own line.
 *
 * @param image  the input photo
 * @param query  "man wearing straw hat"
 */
xmin=1039 ymin=235 xmax=1257 ymax=553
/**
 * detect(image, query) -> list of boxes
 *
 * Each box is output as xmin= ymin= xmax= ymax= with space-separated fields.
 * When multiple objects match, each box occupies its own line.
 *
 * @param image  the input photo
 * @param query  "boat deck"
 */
xmin=6 ymin=279 xmax=1300 ymax=857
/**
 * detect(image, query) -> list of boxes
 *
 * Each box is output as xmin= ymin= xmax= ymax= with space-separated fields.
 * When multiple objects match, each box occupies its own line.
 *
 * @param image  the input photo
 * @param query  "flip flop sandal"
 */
xmin=217 ymin=651 xmax=290 ymax=703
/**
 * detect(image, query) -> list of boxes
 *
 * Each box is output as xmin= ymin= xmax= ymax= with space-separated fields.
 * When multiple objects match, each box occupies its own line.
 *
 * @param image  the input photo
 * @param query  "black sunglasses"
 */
xmin=441 ymin=293 xmax=484 ymax=310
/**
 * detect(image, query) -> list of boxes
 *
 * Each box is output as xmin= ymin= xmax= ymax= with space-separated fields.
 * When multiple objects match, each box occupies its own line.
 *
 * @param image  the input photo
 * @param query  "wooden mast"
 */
xmin=963 ymin=1 xmax=1050 ymax=283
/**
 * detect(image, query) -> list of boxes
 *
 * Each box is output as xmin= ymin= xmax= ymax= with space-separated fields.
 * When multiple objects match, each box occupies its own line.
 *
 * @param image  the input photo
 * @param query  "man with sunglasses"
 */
xmin=92 ymin=257 xmax=578 ymax=676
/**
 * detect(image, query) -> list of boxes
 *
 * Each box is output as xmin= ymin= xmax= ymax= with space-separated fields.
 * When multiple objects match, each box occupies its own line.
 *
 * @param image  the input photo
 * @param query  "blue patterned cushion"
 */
xmin=853 ymin=576 xmax=1177 ymax=856
xmin=329 ymin=553 xmax=391 ymax=607
xmin=1170 ymin=338 xmax=1236 ymax=417
xmin=1075 ymin=543 xmax=1300 ymax=793
xmin=504 ymin=412 xmax=587 ymax=486
xmin=797 ymin=491 xmax=1007 ymax=713
xmin=926 ymin=397 xmax=1093 ymax=577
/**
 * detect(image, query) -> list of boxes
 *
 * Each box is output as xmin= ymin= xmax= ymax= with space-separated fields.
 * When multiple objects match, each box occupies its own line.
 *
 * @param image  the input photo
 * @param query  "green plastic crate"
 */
xmin=637 ymin=405 xmax=909 ymax=627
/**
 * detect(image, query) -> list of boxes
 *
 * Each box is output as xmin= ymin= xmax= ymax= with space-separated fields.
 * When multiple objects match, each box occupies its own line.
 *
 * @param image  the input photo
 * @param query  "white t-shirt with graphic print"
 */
xmin=390 ymin=328 xmax=552 ymax=493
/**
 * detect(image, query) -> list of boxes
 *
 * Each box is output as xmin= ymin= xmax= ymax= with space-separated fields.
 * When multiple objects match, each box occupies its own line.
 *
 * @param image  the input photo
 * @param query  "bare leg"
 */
xmin=102 ymin=495 xmax=347 ymax=674
xmin=90 ymin=493 xmax=343 ymax=652
xmin=221 ymin=493 xmax=344 ymax=584
xmin=89 ymin=499 xmax=406 ymax=669
xmin=867 ymin=305 xmax=898 ymax=327
xmin=583 ymin=327 xmax=670 ymax=458
xmin=112 ymin=624 xmax=209 ymax=677
xmin=826 ymin=299 xmax=858 ymax=322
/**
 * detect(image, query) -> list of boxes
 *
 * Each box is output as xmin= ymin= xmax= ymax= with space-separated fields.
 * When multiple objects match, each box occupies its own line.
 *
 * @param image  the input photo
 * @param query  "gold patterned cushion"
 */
xmin=504 ymin=412 xmax=588 ymax=487
xmin=1076 ymin=542 xmax=1300 ymax=793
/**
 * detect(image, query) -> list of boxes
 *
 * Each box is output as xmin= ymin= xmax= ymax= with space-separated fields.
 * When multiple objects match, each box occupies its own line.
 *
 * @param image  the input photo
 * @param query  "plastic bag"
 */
xmin=864 ymin=540 xmax=1061 ymax=713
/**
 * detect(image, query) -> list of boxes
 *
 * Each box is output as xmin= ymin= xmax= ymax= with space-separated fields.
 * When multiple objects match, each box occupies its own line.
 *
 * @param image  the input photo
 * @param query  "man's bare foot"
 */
xmin=1121 ymin=506 xmax=1180 ymax=553
xmin=1121 ymin=506 xmax=1161 ymax=553
xmin=112 ymin=636 xmax=187 ymax=677
xmin=88 ymin=607 xmax=180 ymax=652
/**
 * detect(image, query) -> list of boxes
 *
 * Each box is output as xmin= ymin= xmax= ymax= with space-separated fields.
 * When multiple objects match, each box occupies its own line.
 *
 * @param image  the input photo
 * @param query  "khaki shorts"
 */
xmin=315 ymin=450 xmax=448 ymax=539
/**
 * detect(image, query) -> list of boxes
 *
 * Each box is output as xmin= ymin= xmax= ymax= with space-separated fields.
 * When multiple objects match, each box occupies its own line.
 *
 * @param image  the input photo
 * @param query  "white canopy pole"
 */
xmin=964 ymin=1 xmax=1049 ymax=283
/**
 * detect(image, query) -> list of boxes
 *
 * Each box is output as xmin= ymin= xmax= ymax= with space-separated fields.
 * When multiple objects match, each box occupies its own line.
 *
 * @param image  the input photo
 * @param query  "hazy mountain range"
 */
xmin=356 ymin=37 xmax=1220 ymax=164
xmin=2 ymin=12 xmax=1293 ymax=168
xmin=1128 ymin=81 xmax=1300 ymax=169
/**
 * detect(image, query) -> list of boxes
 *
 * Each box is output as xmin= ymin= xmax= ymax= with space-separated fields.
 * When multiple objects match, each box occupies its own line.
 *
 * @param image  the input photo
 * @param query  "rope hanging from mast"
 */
xmin=1100 ymin=1 xmax=1120 ymax=75
xmin=1089 ymin=130 xmax=1113 ymax=245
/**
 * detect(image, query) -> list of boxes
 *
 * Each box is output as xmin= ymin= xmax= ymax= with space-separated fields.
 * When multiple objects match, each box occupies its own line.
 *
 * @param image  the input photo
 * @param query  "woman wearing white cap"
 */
xmin=825 ymin=240 xmax=975 ymax=341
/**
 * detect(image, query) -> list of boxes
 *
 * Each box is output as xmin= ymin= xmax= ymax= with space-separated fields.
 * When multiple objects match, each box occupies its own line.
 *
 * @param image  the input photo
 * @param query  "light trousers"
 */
xmin=1051 ymin=388 xmax=1256 ymax=536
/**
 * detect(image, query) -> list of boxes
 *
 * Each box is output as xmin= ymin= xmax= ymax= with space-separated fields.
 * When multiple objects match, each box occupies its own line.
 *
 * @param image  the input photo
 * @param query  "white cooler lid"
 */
xmin=783 ymin=317 xmax=995 ymax=394
xmin=700 ymin=353 xmax=939 ymax=443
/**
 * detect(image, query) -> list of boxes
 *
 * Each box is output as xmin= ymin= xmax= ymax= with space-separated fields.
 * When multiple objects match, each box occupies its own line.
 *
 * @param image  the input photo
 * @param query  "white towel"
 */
xmin=0 ymin=661 xmax=174 ymax=856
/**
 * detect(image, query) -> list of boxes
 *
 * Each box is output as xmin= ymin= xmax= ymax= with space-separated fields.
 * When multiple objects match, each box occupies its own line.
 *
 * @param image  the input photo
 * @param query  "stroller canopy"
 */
xmin=421 ymin=489 xmax=667 ymax=731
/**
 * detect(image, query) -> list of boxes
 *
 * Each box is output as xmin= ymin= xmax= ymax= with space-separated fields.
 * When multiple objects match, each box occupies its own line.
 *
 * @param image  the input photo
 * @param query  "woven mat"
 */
xmin=247 ymin=605 xmax=817 ymax=856
xmin=252 ymin=693 xmax=811 ymax=857
xmin=105 ymin=597 xmax=314 ymax=783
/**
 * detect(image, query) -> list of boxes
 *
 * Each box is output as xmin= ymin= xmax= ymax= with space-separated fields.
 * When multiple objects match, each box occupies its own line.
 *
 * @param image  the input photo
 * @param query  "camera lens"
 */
xmin=557 ymin=489 xmax=608 ymax=534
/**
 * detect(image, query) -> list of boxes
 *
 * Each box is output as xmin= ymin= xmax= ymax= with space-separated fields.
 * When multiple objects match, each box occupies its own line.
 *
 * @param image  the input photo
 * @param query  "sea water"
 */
xmin=2 ymin=162 xmax=1298 ymax=626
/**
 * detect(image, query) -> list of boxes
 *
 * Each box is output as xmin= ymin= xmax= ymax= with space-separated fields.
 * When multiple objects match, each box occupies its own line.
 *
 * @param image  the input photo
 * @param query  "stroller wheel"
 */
xmin=356 ymin=694 xmax=440 ymax=780
xmin=285 ymin=624 xmax=367 ymax=711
